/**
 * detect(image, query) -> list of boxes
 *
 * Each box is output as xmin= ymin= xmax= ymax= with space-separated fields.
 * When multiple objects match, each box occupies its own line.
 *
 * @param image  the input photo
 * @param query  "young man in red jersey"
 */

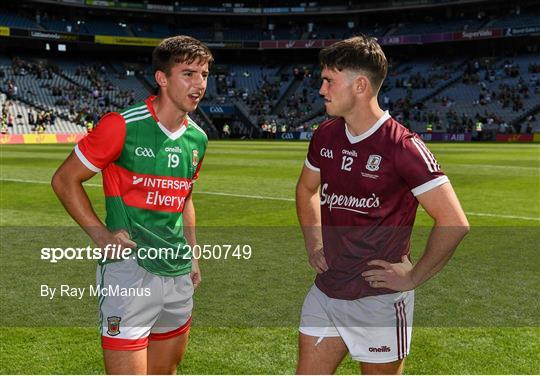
xmin=52 ymin=36 xmax=213 ymax=374
xmin=295 ymin=35 xmax=469 ymax=374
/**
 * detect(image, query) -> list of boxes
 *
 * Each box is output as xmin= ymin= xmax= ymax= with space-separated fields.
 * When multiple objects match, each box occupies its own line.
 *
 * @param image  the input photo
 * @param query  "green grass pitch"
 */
xmin=0 ymin=141 xmax=539 ymax=374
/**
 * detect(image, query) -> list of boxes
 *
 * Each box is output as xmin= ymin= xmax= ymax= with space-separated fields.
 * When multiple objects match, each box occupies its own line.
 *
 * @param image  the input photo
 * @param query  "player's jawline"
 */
xmin=1 ymin=178 xmax=539 ymax=222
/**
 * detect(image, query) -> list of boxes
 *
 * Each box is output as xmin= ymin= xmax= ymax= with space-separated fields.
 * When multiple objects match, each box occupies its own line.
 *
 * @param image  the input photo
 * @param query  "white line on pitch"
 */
xmin=196 ymin=190 xmax=294 ymax=201
xmin=1 ymin=178 xmax=538 ymax=221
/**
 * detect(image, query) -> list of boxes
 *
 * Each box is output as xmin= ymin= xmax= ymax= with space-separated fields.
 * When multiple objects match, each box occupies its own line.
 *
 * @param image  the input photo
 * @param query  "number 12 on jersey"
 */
xmin=341 ymin=156 xmax=353 ymax=171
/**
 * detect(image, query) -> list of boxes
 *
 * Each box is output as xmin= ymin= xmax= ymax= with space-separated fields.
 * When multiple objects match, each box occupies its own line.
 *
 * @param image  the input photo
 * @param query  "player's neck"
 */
xmin=343 ymin=98 xmax=384 ymax=137
xmin=152 ymin=95 xmax=188 ymax=132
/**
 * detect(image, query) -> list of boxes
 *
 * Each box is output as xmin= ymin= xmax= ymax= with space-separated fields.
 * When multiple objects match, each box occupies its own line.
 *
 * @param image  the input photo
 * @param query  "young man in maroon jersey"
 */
xmin=52 ymin=36 xmax=212 ymax=374
xmin=295 ymin=35 xmax=470 ymax=374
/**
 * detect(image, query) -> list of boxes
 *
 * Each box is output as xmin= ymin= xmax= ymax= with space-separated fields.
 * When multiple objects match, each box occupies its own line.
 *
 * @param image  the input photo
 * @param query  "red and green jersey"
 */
xmin=74 ymin=96 xmax=207 ymax=277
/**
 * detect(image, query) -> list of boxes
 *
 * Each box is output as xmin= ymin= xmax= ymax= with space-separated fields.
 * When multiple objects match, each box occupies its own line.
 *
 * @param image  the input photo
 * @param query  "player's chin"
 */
xmin=184 ymin=103 xmax=199 ymax=112
xmin=324 ymin=105 xmax=336 ymax=116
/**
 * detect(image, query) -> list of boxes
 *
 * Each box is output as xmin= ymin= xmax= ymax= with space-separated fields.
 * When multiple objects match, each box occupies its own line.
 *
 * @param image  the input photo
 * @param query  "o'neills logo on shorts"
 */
xmin=369 ymin=346 xmax=391 ymax=352
xmin=320 ymin=183 xmax=380 ymax=215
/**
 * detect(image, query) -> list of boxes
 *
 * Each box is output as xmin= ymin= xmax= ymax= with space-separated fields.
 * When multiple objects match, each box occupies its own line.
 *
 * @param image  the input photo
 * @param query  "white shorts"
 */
xmin=96 ymin=257 xmax=193 ymax=351
xmin=299 ymin=284 xmax=414 ymax=363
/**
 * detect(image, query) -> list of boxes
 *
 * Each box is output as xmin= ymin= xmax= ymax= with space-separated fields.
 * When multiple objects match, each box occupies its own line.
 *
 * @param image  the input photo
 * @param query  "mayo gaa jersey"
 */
xmin=75 ymin=96 xmax=207 ymax=277
xmin=305 ymin=111 xmax=448 ymax=300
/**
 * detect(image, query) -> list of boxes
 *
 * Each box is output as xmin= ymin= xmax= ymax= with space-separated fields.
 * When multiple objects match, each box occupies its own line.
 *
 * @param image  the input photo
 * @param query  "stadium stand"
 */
xmin=488 ymin=11 xmax=540 ymax=28
xmin=2 ymin=51 xmax=539 ymax=137
xmin=424 ymin=55 xmax=540 ymax=133
xmin=82 ymin=20 xmax=130 ymax=37
xmin=389 ymin=17 xmax=486 ymax=36
xmin=1 ymin=93 xmax=84 ymax=135
xmin=0 ymin=11 xmax=39 ymax=29
xmin=40 ymin=18 xmax=89 ymax=34
xmin=1 ymin=6 xmax=538 ymax=41
xmin=131 ymin=23 xmax=170 ymax=38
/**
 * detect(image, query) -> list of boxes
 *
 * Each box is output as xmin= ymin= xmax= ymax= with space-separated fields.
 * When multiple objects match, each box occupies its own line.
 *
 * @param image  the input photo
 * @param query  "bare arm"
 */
xmin=51 ymin=151 xmax=135 ymax=253
xmin=362 ymin=182 xmax=470 ymax=291
xmin=408 ymin=182 xmax=470 ymax=286
xmin=183 ymin=193 xmax=201 ymax=288
xmin=296 ymin=165 xmax=328 ymax=274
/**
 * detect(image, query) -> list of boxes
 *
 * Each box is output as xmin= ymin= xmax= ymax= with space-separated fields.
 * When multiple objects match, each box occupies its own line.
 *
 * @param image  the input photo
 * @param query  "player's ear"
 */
xmin=155 ymin=70 xmax=168 ymax=88
xmin=354 ymin=75 xmax=369 ymax=95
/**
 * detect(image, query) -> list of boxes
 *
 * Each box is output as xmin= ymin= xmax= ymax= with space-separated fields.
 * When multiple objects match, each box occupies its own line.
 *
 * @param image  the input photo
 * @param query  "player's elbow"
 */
xmin=450 ymin=217 xmax=470 ymax=239
xmin=51 ymin=168 xmax=69 ymax=198
xmin=296 ymin=178 xmax=317 ymax=197
xmin=51 ymin=170 xmax=62 ymax=196
xmin=456 ymin=212 xmax=470 ymax=236
xmin=295 ymin=179 xmax=304 ymax=195
xmin=435 ymin=213 xmax=470 ymax=238
xmin=460 ymin=219 xmax=470 ymax=237
xmin=295 ymin=181 xmax=312 ymax=202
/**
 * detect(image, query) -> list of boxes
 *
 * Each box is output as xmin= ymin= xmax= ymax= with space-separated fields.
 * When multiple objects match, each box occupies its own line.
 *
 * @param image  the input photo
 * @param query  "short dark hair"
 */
xmin=152 ymin=35 xmax=214 ymax=76
xmin=319 ymin=34 xmax=388 ymax=92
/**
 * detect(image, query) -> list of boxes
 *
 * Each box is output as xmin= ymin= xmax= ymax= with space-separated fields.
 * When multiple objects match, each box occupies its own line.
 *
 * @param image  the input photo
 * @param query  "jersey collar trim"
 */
xmin=344 ymin=111 xmax=391 ymax=144
xmin=145 ymin=96 xmax=189 ymax=141
xmin=157 ymin=120 xmax=188 ymax=141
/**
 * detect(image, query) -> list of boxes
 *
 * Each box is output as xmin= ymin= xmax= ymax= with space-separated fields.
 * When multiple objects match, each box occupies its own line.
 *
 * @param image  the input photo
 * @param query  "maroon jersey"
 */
xmin=305 ymin=112 xmax=448 ymax=299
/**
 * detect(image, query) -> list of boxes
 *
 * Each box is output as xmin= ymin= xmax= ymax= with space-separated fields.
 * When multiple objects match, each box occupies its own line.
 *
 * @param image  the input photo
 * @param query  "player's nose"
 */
xmin=193 ymin=74 xmax=206 ymax=89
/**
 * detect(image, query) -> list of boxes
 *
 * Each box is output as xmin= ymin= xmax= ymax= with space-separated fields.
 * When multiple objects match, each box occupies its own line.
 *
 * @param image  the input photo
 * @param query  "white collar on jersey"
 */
xmin=157 ymin=121 xmax=188 ymax=141
xmin=344 ymin=110 xmax=391 ymax=144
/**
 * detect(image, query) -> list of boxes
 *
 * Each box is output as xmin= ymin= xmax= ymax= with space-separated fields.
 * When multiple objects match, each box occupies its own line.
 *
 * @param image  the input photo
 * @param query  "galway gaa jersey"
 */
xmin=305 ymin=111 xmax=448 ymax=299
xmin=75 ymin=96 xmax=207 ymax=277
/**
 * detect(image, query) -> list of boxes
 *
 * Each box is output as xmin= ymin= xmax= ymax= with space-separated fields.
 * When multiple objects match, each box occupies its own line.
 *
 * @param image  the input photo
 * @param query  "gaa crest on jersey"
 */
xmin=135 ymin=147 xmax=155 ymax=158
xmin=366 ymin=154 xmax=382 ymax=171
xmin=192 ymin=149 xmax=199 ymax=167
xmin=107 ymin=316 xmax=121 ymax=336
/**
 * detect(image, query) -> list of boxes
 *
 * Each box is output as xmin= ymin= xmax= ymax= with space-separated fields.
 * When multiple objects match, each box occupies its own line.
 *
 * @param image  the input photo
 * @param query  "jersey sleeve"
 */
xmin=74 ymin=112 xmax=126 ymax=172
xmin=192 ymin=134 xmax=208 ymax=181
xmin=192 ymin=156 xmax=205 ymax=181
xmin=395 ymin=134 xmax=449 ymax=197
xmin=305 ymin=128 xmax=321 ymax=172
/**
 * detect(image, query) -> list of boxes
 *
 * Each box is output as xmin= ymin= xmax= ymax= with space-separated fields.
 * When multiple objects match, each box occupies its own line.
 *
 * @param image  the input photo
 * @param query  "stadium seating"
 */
xmin=2 ymin=100 xmax=84 ymax=134
xmin=389 ymin=18 xmax=485 ymax=36
xmin=422 ymin=55 xmax=540 ymax=133
xmin=41 ymin=19 xmax=90 ymax=34
xmin=0 ymin=12 xmax=39 ymax=29
xmin=1 ymin=9 xmax=537 ymax=41
xmin=131 ymin=23 xmax=170 ymax=38
xmin=2 ymin=52 xmax=538 ymax=136
xmin=488 ymin=12 xmax=540 ymax=28
xmin=222 ymin=27 xmax=264 ymax=41
xmin=83 ymin=20 xmax=130 ymax=36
